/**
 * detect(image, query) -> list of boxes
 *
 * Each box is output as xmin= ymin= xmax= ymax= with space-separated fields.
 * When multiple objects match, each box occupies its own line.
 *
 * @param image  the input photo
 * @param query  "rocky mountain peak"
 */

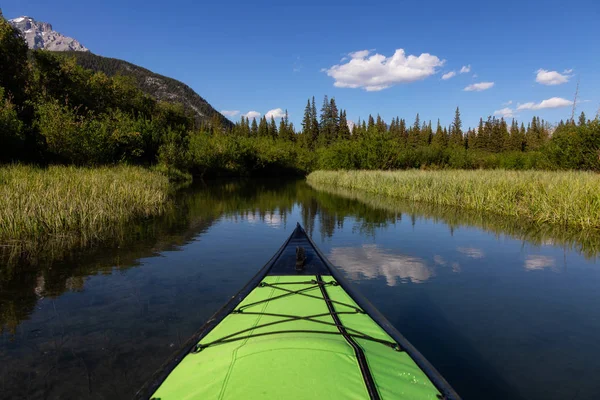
xmin=8 ymin=15 xmax=89 ymax=52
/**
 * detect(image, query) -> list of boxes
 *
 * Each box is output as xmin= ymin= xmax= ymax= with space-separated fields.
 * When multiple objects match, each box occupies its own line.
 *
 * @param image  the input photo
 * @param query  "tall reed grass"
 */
xmin=0 ymin=165 xmax=172 ymax=246
xmin=307 ymin=170 xmax=600 ymax=230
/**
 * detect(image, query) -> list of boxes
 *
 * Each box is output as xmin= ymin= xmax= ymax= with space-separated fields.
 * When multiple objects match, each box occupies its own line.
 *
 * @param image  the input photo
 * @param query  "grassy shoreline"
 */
xmin=0 ymin=165 xmax=172 ymax=248
xmin=307 ymin=170 xmax=600 ymax=230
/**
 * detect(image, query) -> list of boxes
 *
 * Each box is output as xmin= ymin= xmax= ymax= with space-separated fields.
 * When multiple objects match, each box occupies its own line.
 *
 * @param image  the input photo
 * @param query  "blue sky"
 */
xmin=4 ymin=0 xmax=600 ymax=129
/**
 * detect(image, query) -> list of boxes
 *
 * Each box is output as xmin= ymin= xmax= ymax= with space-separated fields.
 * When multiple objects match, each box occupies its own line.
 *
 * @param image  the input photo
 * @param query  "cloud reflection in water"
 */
xmin=525 ymin=255 xmax=556 ymax=271
xmin=329 ymin=245 xmax=434 ymax=286
xmin=457 ymin=247 xmax=485 ymax=259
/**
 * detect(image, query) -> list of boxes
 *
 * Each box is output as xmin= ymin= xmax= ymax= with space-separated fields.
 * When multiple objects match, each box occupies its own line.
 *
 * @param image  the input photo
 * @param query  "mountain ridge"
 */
xmin=5 ymin=13 xmax=232 ymax=129
xmin=60 ymin=51 xmax=233 ymax=129
xmin=8 ymin=15 xmax=88 ymax=52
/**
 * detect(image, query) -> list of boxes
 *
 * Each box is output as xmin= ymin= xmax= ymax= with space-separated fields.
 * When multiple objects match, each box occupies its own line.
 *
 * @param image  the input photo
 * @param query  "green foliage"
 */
xmin=308 ymin=169 xmax=600 ymax=230
xmin=0 ymin=18 xmax=29 ymax=106
xmin=544 ymin=120 xmax=600 ymax=170
xmin=0 ymin=165 xmax=171 ymax=244
xmin=0 ymin=87 xmax=24 ymax=161
xmin=57 ymin=51 xmax=233 ymax=129
xmin=34 ymin=99 xmax=155 ymax=165
xmin=188 ymin=132 xmax=309 ymax=178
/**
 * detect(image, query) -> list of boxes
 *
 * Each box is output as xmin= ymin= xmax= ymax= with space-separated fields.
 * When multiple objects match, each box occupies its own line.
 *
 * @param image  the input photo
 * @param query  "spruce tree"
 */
xmin=376 ymin=114 xmax=387 ymax=135
xmin=329 ymin=98 xmax=339 ymax=141
xmin=270 ymin=116 xmax=278 ymax=138
xmin=432 ymin=118 xmax=448 ymax=148
xmin=279 ymin=118 xmax=288 ymax=140
xmin=338 ymin=110 xmax=350 ymax=140
xmin=310 ymin=96 xmax=319 ymax=145
xmin=525 ymin=117 xmax=538 ymax=150
xmin=251 ymin=117 xmax=258 ymax=137
xmin=398 ymin=118 xmax=407 ymax=146
xmin=449 ymin=107 xmax=463 ymax=147
xmin=302 ymin=99 xmax=311 ymax=134
xmin=367 ymin=114 xmax=375 ymax=131
xmin=258 ymin=116 xmax=268 ymax=137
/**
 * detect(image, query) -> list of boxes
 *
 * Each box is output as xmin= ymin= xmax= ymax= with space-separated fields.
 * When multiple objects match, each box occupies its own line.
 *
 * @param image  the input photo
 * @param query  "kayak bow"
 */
xmin=137 ymin=223 xmax=459 ymax=400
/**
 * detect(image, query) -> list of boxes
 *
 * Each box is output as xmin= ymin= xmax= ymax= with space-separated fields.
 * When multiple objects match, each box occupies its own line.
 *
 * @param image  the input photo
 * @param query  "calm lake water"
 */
xmin=1 ymin=179 xmax=599 ymax=400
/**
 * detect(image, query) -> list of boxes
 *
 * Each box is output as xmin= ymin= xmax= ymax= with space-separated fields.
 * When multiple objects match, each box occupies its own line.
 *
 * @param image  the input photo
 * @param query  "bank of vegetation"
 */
xmin=307 ymin=170 xmax=600 ymax=230
xmin=0 ymin=165 xmax=171 ymax=248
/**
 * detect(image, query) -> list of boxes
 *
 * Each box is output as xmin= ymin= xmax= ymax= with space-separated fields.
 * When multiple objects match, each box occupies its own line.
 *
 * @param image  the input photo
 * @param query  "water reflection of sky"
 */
xmin=330 ymin=244 xmax=434 ymax=285
xmin=525 ymin=255 xmax=556 ymax=271
xmin=457 ymin=247 xmax=485 ymax=259
xmin=228 ymin=210 xmax=284 ymax=228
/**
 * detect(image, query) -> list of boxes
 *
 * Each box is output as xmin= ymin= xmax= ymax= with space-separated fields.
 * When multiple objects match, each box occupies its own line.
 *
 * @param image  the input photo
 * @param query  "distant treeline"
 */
xmin=1 ymin=17 xmax=599 ymax=177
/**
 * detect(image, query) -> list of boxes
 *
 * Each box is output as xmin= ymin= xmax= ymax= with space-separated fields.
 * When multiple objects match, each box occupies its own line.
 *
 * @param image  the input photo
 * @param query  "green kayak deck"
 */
xmin=139 ymin=224 xmax=459 ymax=400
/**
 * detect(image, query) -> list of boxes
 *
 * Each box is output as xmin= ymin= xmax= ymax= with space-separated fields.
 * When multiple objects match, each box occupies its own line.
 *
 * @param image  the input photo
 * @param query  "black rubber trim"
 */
xmin=317 ymin=274 xmax=380 ymax=400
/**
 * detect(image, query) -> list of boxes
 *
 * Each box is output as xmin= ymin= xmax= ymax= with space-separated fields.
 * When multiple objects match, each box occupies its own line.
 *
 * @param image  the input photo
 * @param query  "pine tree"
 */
xmin=375 ymin=114 xmax=387 ymax=135
xmin=210 ymin=113 xmax=223 ymax=135
xmin=578 ymin=111 xmax=587 ymax=126
xmin=421 ymin=121 xmax=429 ymax=146
xmin=367 ymin=114 xmax=375 ymax=131
xmin=329 ymin=98 xmax=339 ymax=141
xmin=408 ymin=114 xmax=421 ymax=148
xmin=488 ymin=117 xmax=506 ymax=152
xmin=338 ymin=110 xmax=350 ymax=140
xmin=413 ymin=113 xmax=421 ymax=132
xmin=432 ymin=119 xmax=448 ymax=148
xmin=472 ymin=118 xmax=484 ymax=150
xmin=302 ymin=99 xmax=311 ymax=134
xmin=466 ymin=129 xmax=477 ymax=150
xmin=279 ymin=118 xmax=288 ymax=140
xmin=310 ymin=96 xmax=319 ymax=145
xmin=237 ymin=116 xmax=245 ymax=136
xmin=269 ymin=116 xmax=278 ymax=138
xmin=519 ymin=123 xmax=526 ymax=151
xmin=507 ymin=119 xmax=521 ymax=151
xmin=398 ymin=118 xmax=407 ymax=146
xmin=251 ymin=117 xmax=258 ymax=137
xmin=449 ymin=107 xmax=463 ymax=147
xmin=525 ymin=117 xmax=538 ymax=150
xmin=258 ymin=116 xmax=268 ymax=137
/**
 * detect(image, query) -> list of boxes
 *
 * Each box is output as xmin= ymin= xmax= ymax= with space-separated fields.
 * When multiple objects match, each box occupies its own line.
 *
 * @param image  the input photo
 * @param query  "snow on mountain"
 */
xmin=8 ymin=16 xmax=89 ymax=52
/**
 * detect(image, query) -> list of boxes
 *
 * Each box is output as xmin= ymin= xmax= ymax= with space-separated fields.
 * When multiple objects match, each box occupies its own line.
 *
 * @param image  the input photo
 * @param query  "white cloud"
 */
xmin=434 ymin=255 xmax=447 ymax=266
xmin=464 ymin=82 xmax=494 ymax=92
xmin=516 ymin=97 xmax=573 ymax=111
xmin=472 ymin=74 xmax=478 ymax=78
xmin=442 ymin=71 xmax=456 ymax=80
xmin=457 ymin=247 xmax=485 ymax=259
xmin=221 ymin=110 xmax=239 ymax=118
xmin=243 ymin=111 xmax=261 ymax=119
xmin=347 ymin=120 xmax=355 ymax=131
xmin=494 ymin=107 xmax=514 ymax=118
xmin=460 ymin=65 xmax=471 ymax=74
xmin=503 ymin=100 xmax=513 ymax=106
xmin=325 ymin=49 xmax=444 ymax=91
xmin=265 ymin=108 xmax=286 ymax=119
xmin=329 ymin=245 xmax=434 ymax=285
xmin=535 ymin=69 xmax=571 ymax=85
xmin=525 ymin=255 xmax=556 ymax=271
